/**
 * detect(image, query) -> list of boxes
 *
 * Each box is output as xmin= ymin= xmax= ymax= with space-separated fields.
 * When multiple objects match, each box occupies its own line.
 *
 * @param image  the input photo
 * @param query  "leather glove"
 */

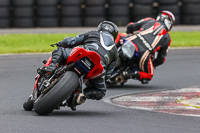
xmin=84 ymin=88 xmax=106 ymax=100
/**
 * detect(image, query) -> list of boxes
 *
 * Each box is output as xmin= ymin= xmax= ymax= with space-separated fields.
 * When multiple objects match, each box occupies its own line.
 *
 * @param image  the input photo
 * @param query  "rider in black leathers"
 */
xmin=115 ymin=11 xmax=175 ymax=84
xmin=37 ymin=21 xmax=119 ymax=100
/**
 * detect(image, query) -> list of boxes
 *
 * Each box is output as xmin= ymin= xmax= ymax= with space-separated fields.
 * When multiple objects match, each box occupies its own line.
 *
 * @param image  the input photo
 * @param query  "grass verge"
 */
xmin=170 ymin=32 xmax=200 ymax=47
xmin=0 ymin=32 xmax=199 ymax=54
xmin=0 ymin=33 xmax=77 ymax=53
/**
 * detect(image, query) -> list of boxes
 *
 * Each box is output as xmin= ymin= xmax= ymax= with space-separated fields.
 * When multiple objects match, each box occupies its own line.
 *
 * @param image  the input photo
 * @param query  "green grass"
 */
xmin=0 ymin=33 xmax=77 ymax=54
xmin=170 ymin=32 xmax=200 ymax=47
xmin=0 ymin=32 xmax=199 ymax=54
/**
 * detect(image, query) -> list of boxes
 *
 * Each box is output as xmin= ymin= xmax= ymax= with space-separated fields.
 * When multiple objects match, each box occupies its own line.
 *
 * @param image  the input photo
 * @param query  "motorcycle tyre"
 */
xmin=23 ymin=97 xmax=34 ymax=111
xmin=34 ymin=71 xmax=79 ymax=115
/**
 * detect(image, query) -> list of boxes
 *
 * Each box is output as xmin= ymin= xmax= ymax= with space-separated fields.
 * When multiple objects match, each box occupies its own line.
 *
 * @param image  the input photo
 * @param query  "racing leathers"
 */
xmin=116 ymin=18 xmax=171 ymax=84
xmin=39 ymin=30 xmax=118 ymax=100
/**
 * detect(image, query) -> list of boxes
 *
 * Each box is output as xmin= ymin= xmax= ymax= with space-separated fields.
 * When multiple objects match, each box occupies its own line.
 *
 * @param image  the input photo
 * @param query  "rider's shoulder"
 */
xmin=138 ymin=17 xmax=155 ymax=23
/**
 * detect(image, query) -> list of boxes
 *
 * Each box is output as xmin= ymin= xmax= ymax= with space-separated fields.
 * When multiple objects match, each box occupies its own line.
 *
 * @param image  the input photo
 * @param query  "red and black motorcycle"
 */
xmin=23 ymin=47 xmax=103 ymax=115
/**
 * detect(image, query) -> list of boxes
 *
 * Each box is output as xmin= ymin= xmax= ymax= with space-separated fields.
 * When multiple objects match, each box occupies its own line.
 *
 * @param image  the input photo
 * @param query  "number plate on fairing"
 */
xmin=74 ymin=57 xmax=95 ymax=76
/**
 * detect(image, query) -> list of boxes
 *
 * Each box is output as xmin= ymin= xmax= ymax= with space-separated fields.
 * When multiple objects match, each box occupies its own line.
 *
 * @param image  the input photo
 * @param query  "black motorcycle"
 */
xmin=106 ymin=40 xmax=139 ymax=85
xmin=106 ymin=40 xmax=157 ymax=85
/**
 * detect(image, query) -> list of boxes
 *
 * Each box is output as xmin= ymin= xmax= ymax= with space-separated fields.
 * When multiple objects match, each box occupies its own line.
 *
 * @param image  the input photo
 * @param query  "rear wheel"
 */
xmin=34 ymin=71 xmax=79 ymax=115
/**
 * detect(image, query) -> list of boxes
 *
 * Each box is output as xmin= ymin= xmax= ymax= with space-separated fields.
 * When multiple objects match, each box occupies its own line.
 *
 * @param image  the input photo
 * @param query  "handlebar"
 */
xmin=50 ymin=43 xmax=61 ymax=47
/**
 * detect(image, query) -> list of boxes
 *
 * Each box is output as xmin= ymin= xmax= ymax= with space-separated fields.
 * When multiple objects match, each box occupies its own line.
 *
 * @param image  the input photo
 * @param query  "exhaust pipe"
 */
xmin=115 ymin=74 xmax=125 ymax=84
xmin=76 ymin=93 xmax=86 ymax=105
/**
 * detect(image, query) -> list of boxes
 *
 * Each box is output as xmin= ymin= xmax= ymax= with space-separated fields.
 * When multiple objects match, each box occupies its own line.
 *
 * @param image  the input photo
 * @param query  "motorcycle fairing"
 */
xmin=34 ymin=76 xmax=40 ymax=91
xmin=122 ymin=40 xmax=136 ymax=59
xmin=67 ymin=47 xmax=103 ymax=79
xmin=43 ymin=57 xmax=52 ymax=67
xmin=34 ymin=47 xmax=103 ymax=92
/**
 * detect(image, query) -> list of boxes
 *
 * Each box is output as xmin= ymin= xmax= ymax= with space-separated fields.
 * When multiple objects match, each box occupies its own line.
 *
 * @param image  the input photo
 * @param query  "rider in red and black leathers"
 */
xmin=37 ymin=21 xmax=119 ymax=100
xmin=115 ymin=11 xmax=175 ymax=84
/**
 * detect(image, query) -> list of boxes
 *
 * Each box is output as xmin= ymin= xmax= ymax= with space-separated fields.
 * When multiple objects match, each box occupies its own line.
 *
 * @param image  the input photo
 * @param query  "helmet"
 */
xmin=156 ymin=11 xmax=175 ymax=31
xmin=97 ymin=21 xmax=119 ymax=40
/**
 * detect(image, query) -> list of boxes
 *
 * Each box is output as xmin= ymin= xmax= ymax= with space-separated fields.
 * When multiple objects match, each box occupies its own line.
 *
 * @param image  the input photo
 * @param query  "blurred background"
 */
xmin=0 ymin=0 xmax=199 ymax=28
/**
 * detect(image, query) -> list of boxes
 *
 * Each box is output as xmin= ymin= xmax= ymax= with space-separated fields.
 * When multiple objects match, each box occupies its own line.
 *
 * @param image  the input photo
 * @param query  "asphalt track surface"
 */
xmin=0 ymin=48 xmax=200 ymax=133
xmin=0 ymin=25 xmax=200 ymax=133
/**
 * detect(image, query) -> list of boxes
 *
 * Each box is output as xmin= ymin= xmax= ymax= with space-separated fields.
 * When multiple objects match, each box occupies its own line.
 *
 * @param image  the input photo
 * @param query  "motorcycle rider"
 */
xmin=115 ymin=11 xmax=175 ymax=84
xmin=37 ymin=21 xmax=119 ymax=100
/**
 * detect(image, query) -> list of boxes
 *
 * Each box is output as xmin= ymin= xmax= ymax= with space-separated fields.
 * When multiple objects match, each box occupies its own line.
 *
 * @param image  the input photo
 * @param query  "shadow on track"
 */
xmin=22 ymin=110 xmax=114 ymax=117
xmin=107 ymin=84 xmax=167 ymax=91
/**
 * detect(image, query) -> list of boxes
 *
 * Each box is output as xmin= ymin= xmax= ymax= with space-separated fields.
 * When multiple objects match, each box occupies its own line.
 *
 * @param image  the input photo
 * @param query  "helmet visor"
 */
xmin=164 ymin=18 xmax=173 ymax=31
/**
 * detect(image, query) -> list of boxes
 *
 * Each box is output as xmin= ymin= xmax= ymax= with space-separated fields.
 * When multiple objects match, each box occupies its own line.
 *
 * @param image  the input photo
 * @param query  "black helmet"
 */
xmin=156 ymin=11 xmax=175 ymax=32
xmin=97 ymin=21 xmax=119 ymax=40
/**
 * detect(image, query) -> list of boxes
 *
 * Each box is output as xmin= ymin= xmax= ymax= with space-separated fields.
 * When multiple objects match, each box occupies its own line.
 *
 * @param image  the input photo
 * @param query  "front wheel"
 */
xmin=23 ymin=96 xmax=34 ymax=111
xmin=34 ymin=71 xmax=79 ymax=115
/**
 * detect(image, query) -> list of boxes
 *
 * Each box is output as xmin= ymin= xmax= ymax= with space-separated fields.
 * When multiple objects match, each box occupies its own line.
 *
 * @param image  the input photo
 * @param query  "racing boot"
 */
xmin=37 ymin=63 xmax=57 ymax=76
xmin=37 ymin=47 xmax=65 ymax=76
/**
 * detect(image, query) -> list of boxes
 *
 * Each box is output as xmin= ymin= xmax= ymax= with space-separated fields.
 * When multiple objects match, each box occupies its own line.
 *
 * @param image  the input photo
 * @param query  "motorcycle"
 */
xmin=106 ymin=40 xmax=157 ymax=85
xmin=23 ymin=47 xmax=103 ymax=115
xmin=106 ymin=40 xmax=139 ymax=85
